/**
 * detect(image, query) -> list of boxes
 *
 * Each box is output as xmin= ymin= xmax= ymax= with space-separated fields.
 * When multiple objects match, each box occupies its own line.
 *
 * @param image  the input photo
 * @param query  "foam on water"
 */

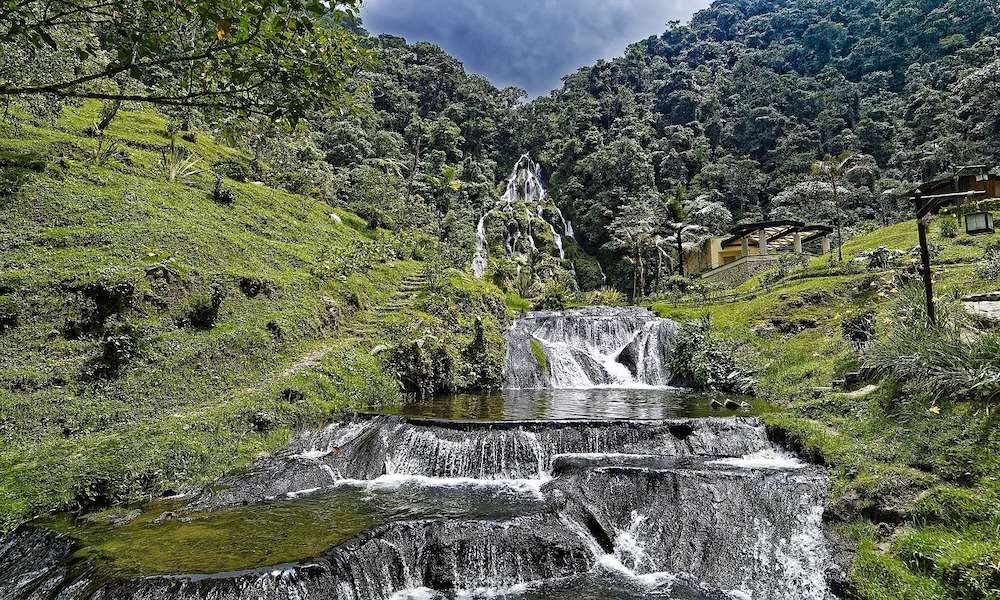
xmin=708 ymin=449 xmax=806 ymax=470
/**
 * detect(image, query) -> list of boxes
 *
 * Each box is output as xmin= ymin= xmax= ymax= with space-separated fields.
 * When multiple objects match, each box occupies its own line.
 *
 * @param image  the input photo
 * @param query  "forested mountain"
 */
xmin=509 ymin=0 xmax=1000 ymax=289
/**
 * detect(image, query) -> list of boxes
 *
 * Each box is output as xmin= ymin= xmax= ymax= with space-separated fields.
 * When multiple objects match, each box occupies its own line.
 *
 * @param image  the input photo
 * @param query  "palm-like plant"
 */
xmin=811 ymin=151 xmax=876 ymax=262
xmin=160 ymin=137 xmax=204 ymax=183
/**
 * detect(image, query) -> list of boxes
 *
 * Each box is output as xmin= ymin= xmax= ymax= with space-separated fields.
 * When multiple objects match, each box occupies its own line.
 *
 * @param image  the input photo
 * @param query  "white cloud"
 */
xmin=361 ymin=0 xmax=711 ymax=96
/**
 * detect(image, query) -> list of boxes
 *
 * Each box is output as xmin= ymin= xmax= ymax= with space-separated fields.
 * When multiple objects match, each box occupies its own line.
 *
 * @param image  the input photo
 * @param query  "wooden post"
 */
xmin=914 ymin=191 xmax=936 ymax=325
xmin=676 ymin=228 xmax=685 ymax=277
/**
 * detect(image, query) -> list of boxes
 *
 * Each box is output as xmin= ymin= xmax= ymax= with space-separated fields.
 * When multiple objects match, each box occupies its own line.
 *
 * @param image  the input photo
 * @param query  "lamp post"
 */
xmin=913 ymin=191 xmax=936 ymax=326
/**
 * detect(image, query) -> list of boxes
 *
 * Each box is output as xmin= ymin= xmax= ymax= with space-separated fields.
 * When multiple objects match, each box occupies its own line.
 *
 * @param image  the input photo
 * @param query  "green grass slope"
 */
xmin=0 ymin=105 xmax=507 ymax=530
xmin=654 ymin=222 xmax=1000 ymax=599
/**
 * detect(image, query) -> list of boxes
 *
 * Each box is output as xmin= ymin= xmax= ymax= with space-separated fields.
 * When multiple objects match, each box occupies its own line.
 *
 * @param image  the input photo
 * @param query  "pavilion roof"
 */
xmin=721 ymin=220 xmax=833 ymax=252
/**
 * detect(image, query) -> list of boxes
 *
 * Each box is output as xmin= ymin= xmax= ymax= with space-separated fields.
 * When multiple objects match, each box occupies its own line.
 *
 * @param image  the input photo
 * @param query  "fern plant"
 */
xmin=160 ymin=137 xmax=203 ymax=182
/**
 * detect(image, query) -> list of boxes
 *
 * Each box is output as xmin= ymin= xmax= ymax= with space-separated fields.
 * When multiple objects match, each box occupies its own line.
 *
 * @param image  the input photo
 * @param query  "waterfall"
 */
xmin=472 ymin=155 xmax=572 ymax=279
xmin=504 ymin=307 xmax=679 ymax=390
xmin=548 ymin=222 xmax=564 ymax=259
xmin=473 ymin=214 xmax=488 ymax=278
xmin=1 ymin=412 xmax=841 ymax=600
xmin=0 ymin=308 xmax=840 ymax=600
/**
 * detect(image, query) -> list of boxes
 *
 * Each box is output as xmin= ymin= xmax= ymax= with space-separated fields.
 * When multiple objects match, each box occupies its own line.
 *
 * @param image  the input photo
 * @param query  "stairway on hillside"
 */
xmin=342 ymin=271 xmax=428 ymax=341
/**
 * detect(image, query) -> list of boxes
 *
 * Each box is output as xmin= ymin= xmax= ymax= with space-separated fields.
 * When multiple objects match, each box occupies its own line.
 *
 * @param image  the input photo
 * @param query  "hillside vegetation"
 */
xmin=655 ymin=220 xmax=1000 ymax=599
xmin=0 ymin=105 xmax=508 ymax=530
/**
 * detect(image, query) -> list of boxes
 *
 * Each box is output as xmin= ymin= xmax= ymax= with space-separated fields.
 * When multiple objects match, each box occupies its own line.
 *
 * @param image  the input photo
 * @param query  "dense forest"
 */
xmin=14 ymin=0 xmax=996 ymax=295
xmin=300 ymin=0 xmax=1000 ymax=294
xmin=8 ymin=0 xmax=996 ymax=293
xmin=3 ymin=1 xmax=1000 ymax=598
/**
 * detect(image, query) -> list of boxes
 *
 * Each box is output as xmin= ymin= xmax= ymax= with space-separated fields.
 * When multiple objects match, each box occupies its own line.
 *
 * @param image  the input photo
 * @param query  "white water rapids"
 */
xmin=504 ymin=307 xmax=680 ymax=390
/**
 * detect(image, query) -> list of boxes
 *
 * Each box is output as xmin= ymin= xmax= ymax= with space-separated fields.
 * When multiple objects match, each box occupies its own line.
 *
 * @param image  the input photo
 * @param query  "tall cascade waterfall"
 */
xmin=473 ymin=155 xmax=572 ymax=279
xmin=505 ymin=306 xmax=680 ymax=389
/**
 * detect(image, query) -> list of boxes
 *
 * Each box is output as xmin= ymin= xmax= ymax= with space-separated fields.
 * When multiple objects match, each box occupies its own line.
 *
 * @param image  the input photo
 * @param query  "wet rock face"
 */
xmin=557 ymin=466 xmax=834 ymax=600
xmin=188 ymin=415 xmax=774 ymax=510
xmin=1 ymin=415 xmax=842 ymax=600
xmin=504 ymin=307 xmax=680 ymax=389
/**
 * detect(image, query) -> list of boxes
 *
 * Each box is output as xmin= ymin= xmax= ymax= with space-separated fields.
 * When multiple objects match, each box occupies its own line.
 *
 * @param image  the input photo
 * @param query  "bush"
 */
xmin=855 ymin=246 xmax=906 ymax=271
xmin=387 ymin=336 xmax=457 ymax=399
xmin=0 ymin=296 xmax=19 ymax=334
xmin=185 ymin=283 xmax=227 ymax=329
xmin=212 ymin=159 xmax=251 ymax=182
xmin=534 ymin=279 xmax=571 ymax=310
xmin=211 ymin=175 xmax=237 ymax=205
xmin=351 ymin=203 xmax=397 ymax=231
xmin=460 ymin=317 xmax=504 ymax=390
xmin=660 ymin=275 xmax=698 ymax=296
xmin=84 ymin=321 xmax=143 ymax=379
xmin=586 ymin=287 xmax=626 ymax=307
xmin=669 ymin=316 xmax=756 ymax=394
xmin=865 ymin=285 xmax=1000 ymax=405
xmin=939 ymin=217 xmax=958 ymax=238
xmin=976 ymin=242 xmax=1000 ymax=280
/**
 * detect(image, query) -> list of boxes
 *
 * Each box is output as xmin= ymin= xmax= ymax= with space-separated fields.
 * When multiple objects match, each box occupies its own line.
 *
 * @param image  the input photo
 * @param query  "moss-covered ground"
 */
xmin=653 ymin=223 xmax=1000 ymax=599
xmin=0 ymin=105 xmax=508 ymax=531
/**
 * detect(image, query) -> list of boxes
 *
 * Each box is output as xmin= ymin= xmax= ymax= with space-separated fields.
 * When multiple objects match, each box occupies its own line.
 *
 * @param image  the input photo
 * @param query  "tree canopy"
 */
xmin=1 ymin=0 xmax=370 ymax=124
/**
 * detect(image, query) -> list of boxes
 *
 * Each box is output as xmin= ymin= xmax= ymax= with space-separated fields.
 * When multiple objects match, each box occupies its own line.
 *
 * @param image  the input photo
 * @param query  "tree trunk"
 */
xmin=97 ymin=100 xmax=121 ymax=131
xmin=831 ymin=175 xmax=843 ymax=262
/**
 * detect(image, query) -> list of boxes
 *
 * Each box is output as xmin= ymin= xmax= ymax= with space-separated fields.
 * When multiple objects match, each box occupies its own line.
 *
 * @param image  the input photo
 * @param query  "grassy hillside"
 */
xmin=654 ymin=223 xmax=1000 ymax=599
xmin=0 ymin=105 xmax=508 ymax=530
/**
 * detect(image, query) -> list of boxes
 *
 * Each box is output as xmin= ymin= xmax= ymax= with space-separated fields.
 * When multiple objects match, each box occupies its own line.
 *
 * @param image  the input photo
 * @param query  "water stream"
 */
xmin=0 ymin=308 xmax=844 ymax=600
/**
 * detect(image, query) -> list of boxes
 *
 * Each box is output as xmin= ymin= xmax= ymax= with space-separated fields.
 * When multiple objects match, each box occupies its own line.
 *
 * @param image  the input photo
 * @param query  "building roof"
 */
xmin=909 ymin=165 xmax=996 ymax=197
xmin=721 ymin=220 xmax=833 ymax=251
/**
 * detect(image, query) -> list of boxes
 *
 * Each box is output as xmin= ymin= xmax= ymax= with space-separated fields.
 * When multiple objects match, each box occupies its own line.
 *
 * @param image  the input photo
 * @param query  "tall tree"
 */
xmin=811 ymin=152 xmax=876 ymax=261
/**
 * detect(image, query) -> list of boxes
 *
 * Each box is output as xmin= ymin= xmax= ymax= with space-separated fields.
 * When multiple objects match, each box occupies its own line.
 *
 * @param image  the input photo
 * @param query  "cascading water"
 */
xmin=473 ymin=214 xmax=488 ymax=278
xmin=0 ymin=310 xmax=845 ymax=600
xmin=505 ymin=307 xmax=680 ymax=390
xmin=472 ymin=155 xmax=573 ymax=280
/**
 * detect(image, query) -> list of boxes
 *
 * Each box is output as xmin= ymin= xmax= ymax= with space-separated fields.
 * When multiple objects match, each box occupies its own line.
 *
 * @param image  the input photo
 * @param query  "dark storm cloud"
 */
xmin=361 ymin=0 xmax=712 ymax=97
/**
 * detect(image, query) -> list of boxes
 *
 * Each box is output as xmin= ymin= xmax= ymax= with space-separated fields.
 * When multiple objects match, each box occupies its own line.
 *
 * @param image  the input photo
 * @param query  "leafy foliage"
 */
xmin=0 ymin=0 xmax=370 ymax=125
xmin=513 ymin=0 xmax=1000 ymax=290
xmin=866 ymin=285 xmax=1000 ymax=405
xmin=669 ymin=316 xmax=756 ymax=394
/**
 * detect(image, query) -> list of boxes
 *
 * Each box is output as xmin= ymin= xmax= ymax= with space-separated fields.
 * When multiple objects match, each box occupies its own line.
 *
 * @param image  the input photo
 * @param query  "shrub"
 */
xmin=762 ymin=255 xmax=809 ymax=288
xmin=160 ymin=138 xmax=203 ymax=183
xmin=89 ymin=131 xmax=121 ymax=166
xmin=939 ymin=217 xmax=958 ymax=238
xmin=211 ymin=176 xmax=237 ymax=205
xmin=669 ymin=316 xmax=756 ymax=394
xmin=387 ymin=336 xmax=457 ymax=398
xmin=534 ymin=279 xmax=571 ymax=311
xmin=865 ymin=285 xmax=1000 ymax=405
xmin=461 ymin=317 xmax=505 ymax=390
xmin=976 ymin=242 xmax=1000 ymax=280
xmin=185 ymin=283 xmax=227 ymax=329
xmin=586 ymin=287 xmax=626 ymax=307
xmin=842 ymin=310 xmax=877 ymax=352
xmin=84 ymin=321 xmax=143 ymax=379
xmin=351 ymin=203 xmax=397 ymax=231
xmin=660 ymin=275 xmax=698 ymax=296
xmin=0 ymin=296 xmax=19 ymax=334
xmin=857 ymin=246 xmax=906 ymax=271
xmin=213 ymin=159 xmax=251 ymax=182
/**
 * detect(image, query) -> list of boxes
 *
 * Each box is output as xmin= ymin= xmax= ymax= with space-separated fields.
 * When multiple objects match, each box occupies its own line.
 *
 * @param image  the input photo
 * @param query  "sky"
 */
xmin=361 ymin=0 xmax=713 ymax=98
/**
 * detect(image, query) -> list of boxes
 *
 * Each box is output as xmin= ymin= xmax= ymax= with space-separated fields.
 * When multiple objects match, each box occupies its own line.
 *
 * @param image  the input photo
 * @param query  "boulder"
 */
xmin=962 ymin=292 xmax=1000 ymax=326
